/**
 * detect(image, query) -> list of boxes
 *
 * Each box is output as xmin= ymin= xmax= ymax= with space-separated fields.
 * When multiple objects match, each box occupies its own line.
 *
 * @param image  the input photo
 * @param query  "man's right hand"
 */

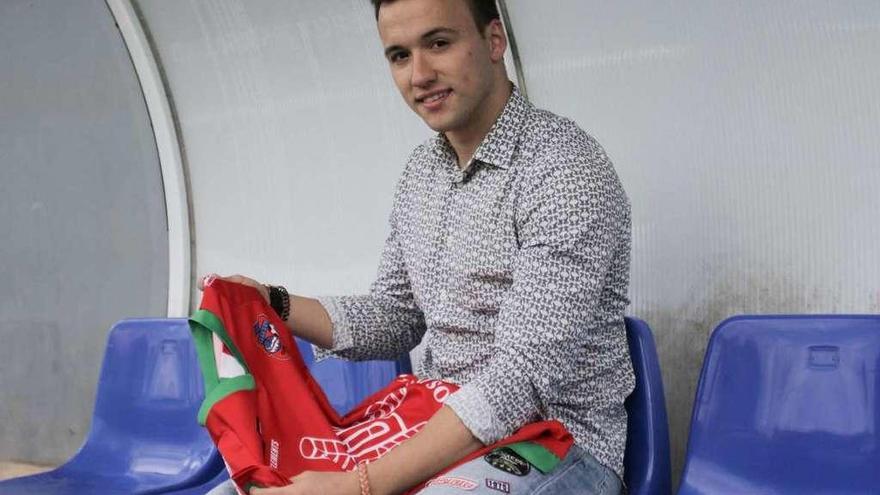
xmin=199 ymin=273 xmax=270 ymax=305
xmin=198 ymin=273 xmax=335 ymax=350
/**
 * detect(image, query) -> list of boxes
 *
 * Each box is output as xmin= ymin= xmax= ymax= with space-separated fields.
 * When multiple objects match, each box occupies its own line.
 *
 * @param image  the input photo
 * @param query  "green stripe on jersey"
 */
xmin=506 ymin=441 xmax=562 ymax=474
xmin=197 ymin=374 xmax=256 ymax=425
xmin=190 ymin=309 xmax=249 ymax=373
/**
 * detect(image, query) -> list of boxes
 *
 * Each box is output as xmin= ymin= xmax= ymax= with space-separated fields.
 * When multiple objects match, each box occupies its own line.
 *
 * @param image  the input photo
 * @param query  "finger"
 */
xmin=250 ymin=487 xmax=284 ymax=495
xmin=254 ymin=484 xmax=296 ymax=495
xmin=198 ymin=273 xmax=218 ymax=290
xmin=227 ymin=274 xmax=256 ymax=287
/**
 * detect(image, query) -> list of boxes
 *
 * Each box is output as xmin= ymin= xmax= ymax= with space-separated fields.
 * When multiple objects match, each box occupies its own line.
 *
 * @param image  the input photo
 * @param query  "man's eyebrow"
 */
xmin=420 ymin=27 xmax=458 ymax=40
xmin=383 ymin=27 xmax=459 ymax=57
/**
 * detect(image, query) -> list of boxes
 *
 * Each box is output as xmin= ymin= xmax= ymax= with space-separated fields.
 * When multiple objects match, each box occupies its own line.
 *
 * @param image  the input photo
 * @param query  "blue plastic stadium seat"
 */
xmin=624 ymin=317 xmax=673 ymax=495
xmin=0 ymin=319 xmax=224 ymax=494
xmin=678 ymin=315 xmax=880 ymax=495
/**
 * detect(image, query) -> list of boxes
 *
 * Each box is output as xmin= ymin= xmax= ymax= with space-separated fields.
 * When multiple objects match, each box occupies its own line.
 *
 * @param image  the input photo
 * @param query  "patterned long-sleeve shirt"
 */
xmin=316 ymin=86 xmax=635 ymax=478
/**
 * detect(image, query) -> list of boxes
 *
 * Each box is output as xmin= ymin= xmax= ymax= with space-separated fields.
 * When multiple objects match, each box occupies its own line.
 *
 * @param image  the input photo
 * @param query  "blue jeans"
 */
xmin=206 ymin=445 xmax=621 ymax=494
xmin=417 ymin=445 xmax=621 ymax=494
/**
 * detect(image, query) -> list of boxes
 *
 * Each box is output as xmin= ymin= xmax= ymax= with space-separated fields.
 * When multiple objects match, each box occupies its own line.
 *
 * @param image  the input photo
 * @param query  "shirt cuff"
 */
xmin=312 ymin=296 xmax=355 ymax=362
xmin=444 ymin=382 xmax=508 ymax=445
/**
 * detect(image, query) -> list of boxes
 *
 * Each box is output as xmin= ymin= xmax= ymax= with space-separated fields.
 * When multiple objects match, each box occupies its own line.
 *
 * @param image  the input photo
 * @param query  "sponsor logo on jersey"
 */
xmin=426 ymin=476 xmax=477 ymax=490
xmin=301 ymin=386 xmax=426 ymax=470
xmin=485 ymin=478 xmax=511 ymax=493
xmin=253 ymin=314 xmax=290 ymax=360
xmin=269 ymin=438 xmax=280 ymax=469
xmin=484 ymin=448 xmax=531 ymax=476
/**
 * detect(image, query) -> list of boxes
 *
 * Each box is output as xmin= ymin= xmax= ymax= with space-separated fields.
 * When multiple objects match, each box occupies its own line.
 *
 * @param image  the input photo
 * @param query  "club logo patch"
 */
xmin=426 ymin=476 xmax=477 ymax=490
xmin=253 ymin=314 xmax=289 ymax=360
xmin=484 ymin=448 xmax=531 ymax=476
xmin=485 ymin=479 xmax=511 ymax=493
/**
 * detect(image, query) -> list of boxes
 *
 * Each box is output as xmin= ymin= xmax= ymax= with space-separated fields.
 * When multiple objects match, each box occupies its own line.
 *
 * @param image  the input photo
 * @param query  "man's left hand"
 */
xmin=250 ymin=470 xmax=360 ymax=495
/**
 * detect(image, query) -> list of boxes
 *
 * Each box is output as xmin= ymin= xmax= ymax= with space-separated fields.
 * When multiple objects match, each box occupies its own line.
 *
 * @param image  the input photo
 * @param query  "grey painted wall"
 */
xmin=0 ymin=0 xmax=168 ymax=463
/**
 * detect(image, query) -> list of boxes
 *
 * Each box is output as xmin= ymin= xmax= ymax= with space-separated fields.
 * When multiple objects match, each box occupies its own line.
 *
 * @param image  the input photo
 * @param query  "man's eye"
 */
xmin=389 ymin=52 xmax=409 ymax=64
xmin=430 ymin=39 xmax=449 ymax=49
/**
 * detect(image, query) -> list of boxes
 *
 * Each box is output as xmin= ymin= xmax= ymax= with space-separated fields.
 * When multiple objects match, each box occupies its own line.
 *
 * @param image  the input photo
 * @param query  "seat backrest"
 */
xmin=296 ymin=337 xmax=413 ymax=415
xmin=65 ymin=318 xmax=220 ymax=485
xmin=624 ymin=317 xmax=672 ymax=495
xmin=678 ymin=315 xmax=880 ymax=495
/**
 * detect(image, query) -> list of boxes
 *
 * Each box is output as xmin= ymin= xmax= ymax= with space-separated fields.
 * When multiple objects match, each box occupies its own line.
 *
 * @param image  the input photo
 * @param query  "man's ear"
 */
xmin=486 ymin=19 xmax=507 ymax=63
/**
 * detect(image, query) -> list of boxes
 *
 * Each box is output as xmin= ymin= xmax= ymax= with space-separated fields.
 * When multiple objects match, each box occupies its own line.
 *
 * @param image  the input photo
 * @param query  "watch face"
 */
xmin=484 ymin=447 xmax=531 ymax=476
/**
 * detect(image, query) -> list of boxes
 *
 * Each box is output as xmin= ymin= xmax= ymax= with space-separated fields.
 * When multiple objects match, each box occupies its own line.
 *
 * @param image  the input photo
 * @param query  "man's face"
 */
xmin=377 ymin=0 xmax=505 ymax=135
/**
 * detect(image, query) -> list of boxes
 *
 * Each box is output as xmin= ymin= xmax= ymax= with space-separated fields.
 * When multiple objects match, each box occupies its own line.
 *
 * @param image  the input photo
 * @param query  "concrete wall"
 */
xmin=0 ymin=0 xmax=168 ymax=463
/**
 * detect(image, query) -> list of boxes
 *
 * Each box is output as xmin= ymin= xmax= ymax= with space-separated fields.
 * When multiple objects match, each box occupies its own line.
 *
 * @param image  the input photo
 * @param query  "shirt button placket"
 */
xmin=437 ymin=169 xmax=460 ymax=251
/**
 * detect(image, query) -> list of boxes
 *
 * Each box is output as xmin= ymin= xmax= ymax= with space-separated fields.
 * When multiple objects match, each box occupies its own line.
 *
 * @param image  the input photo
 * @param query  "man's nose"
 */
xmin=410 ymin=52 xmax=436 ymax=88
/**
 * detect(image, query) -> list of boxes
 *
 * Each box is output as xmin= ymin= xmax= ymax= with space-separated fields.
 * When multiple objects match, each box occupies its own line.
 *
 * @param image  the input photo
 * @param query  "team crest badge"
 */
xmin=253 ymin=314 xmax=290 ymax=360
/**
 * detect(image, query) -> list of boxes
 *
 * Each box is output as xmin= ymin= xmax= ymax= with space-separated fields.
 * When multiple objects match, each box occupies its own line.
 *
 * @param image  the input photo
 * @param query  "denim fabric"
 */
xmin=206 ymin=478 xmax=237 ymax=495
xmin=207 ymin=480 xmax=238 ymax=495
xmin=416 ymin=445 xmax=622 ymax=494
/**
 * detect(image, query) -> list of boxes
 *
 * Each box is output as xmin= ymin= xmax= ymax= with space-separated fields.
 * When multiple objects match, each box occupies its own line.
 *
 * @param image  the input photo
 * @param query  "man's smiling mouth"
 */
xmin=417 ymin=89 xmax=452 ymax=106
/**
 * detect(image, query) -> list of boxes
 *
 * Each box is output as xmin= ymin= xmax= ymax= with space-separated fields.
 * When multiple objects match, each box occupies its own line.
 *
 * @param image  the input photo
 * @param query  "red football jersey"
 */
xmin=190 ymin=280 xmax=572 ymax=493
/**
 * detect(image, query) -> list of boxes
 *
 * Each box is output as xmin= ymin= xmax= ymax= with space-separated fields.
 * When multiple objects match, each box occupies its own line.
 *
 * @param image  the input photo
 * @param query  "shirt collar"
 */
xmin=429 ymin=85 xmax=530 ymax=171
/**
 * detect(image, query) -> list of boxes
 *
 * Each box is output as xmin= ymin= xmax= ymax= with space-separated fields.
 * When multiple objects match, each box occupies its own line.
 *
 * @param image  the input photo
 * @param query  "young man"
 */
xmin=208 ymin=0 xmax=634 ymax=493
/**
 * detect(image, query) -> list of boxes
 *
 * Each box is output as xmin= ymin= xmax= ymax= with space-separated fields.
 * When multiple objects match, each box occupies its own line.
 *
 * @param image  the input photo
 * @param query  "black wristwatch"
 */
xmin=267 ymin=284 xmax=290 ymax=321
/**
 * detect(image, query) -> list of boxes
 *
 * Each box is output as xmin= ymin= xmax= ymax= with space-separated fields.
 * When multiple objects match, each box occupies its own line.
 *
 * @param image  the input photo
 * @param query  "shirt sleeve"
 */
xmin=444 ymin=137 xmax=631 ymax=444
xmin=313 ymin=158 xmax=427 ymax=362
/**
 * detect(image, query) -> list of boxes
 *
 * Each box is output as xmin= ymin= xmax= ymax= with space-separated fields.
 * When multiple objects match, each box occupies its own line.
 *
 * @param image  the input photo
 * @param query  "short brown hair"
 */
xmin=370 ymin=0 xmax=501 ymax=33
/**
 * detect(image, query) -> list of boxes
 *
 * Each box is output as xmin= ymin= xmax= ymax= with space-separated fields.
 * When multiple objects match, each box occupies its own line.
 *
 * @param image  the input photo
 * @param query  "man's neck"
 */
xmin=445 ymin=82 xmax=513 ymax=169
